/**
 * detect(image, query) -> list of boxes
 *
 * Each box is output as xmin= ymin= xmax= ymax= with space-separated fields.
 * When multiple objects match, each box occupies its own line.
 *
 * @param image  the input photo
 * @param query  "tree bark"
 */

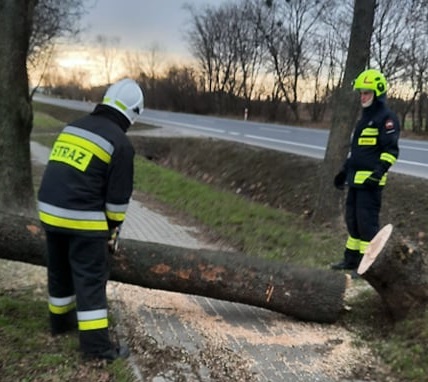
xmin=357 ymin=224 xmax=428 ymax=320
xmin=0 ymin=0 xmax=36 ymax=215
xmin=0 ymin=213 xmax=348 ymax=324
xmin=313 ymin=0 xmax=376 ymax=223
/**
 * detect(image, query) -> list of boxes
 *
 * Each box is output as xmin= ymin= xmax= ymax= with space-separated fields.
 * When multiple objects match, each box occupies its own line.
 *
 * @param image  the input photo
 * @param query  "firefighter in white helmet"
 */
xmin=38 ymin=78 xmax=144 ymax=361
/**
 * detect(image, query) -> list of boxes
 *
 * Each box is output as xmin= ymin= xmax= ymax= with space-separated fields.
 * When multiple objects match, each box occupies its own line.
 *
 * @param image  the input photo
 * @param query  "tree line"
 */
xmin=35 ymin=0 xmax=428 ymax=133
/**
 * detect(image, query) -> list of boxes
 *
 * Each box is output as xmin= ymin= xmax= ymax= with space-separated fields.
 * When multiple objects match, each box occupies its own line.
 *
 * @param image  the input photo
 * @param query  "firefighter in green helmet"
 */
xmin=331 ymin=69 xmax=400 ymax=273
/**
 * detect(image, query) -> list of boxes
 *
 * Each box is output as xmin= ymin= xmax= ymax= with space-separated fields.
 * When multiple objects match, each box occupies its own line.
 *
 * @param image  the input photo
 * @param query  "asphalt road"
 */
xmin=33 ymin=94 xmax=428 ymax=179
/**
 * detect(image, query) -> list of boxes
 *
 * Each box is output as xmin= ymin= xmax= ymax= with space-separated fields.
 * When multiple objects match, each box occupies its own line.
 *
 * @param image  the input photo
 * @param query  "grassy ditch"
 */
xmin=2 ymin=101 xmax=425 ymax=381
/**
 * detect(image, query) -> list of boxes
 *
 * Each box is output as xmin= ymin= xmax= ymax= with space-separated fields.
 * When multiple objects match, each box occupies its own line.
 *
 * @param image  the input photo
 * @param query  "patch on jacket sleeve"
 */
xmin=385 ymin=119 xmax=395 ymax=130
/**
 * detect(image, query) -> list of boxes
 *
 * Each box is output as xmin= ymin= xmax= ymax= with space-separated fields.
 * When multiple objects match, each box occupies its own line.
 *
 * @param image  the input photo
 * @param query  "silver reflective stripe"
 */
xmin=106 ymin=202 xmax=129 ymax=213
xmin=38 ymin=201 xmax=106 ymax=221
xmin=64 ymin=126 xmax=114 ymax=155
xmin=49 ymin=295 xmax=75 ymax=306
xmin=77 ymin=309 xmax=108 ymax=321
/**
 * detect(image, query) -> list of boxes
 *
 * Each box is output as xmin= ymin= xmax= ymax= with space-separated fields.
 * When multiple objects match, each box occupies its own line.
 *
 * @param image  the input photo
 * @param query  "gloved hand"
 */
xmin=108 ymin=226 xmax=121 ymax=254
xmin=363 ymin=176 xmax=380 ymax=189
xmin=333 ymin=171 xmax=347 ymax=190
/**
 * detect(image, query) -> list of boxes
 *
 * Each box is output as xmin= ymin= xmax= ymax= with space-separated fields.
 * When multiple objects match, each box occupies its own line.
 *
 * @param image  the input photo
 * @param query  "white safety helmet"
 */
xmin=102 ymin=78 xmax=144 ymax=124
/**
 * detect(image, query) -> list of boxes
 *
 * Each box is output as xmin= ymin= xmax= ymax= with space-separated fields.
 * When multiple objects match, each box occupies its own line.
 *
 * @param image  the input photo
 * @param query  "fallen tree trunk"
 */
xmin=357 ymin=224 xmax=428 ymax=320
xmin=0 ymin=213 xmax=348 ymax=323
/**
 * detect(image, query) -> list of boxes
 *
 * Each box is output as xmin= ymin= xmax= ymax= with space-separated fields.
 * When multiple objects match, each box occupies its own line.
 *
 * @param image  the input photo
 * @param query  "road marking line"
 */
xmin=141 ymin=117 xmax=224 ymax=133
xmin=244 ymin=134 xmax=324 ymax=151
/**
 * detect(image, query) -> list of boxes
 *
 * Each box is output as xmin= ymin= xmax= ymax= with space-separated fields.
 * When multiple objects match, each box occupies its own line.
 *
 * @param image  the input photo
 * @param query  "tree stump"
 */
xmin=357 ymin=224 xmax=428 ymax=320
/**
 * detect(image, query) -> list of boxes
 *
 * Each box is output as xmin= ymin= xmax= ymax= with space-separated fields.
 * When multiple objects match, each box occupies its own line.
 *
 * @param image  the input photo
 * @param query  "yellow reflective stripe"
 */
xmin=49 ymin=301 xmax=76 ymax=315
xmin=38 ymin=202 xmax=108 ymax=231
xmin=39 ymin=211 xmax=108 ymax=231
xmin=58 ymin=133 xmax=111 ymax=164
xmin=380 ymin=152 xmax=397 ymax=165
xmin=103 ymin=97 xmax=127 ymax=111
xmin=114 ymin=100 xmax=127 ymax=111
xmin=78 ymin=318 xmax=109 ymax=331
xmin=106 ymin=210 xmax=126 ymax=221
xmin=358 ymin=137 xmax=377 ymax=145
xmin=354 ymin=171 xmax=371 ymax=184
xmin=361 ymin=128 xmax=379 ymax=136
xmin=360 ymin=240 xmax=370 ymax=255
xmin=105 ymin=202 xmax=128 ymax=222
xmin=49 ymin=295 xmax=76 ymax=315
xmin=346 ymin=236 xmax=360 ymax=251
xmin=354 ymin=171 xmax=387 ymax=185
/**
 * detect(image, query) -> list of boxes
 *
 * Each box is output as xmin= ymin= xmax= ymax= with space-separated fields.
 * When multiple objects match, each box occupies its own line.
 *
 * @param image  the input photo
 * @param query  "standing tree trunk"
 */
xmin=0 ymin=0 xmax=36 ymax=216
xmin=313 ymin=0 xmax=376 ymax=223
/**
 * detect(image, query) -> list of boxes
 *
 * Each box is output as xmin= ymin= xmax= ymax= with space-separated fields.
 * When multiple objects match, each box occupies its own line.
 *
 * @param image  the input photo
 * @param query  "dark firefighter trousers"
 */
xmin=45 ymin=231 xmax=112 ymax=355
xmin=344 ymin=187 xmax=382 ymax=268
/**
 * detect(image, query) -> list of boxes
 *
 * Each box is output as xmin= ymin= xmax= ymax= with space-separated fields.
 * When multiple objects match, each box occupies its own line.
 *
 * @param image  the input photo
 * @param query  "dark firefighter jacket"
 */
xmin=38 ymin=105 xmax=134 ymax=236
xmin=344 ymin=95 xmax=400 ymax=188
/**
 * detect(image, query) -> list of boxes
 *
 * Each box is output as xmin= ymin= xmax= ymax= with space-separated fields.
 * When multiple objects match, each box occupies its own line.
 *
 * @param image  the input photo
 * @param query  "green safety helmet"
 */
xmin=353 ymin=69 xmax=387 ymax=97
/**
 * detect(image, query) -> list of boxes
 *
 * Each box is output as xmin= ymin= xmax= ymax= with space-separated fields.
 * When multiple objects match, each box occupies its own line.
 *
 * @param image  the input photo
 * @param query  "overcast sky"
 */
xmin=79 ymin=0 xmax=223 ymax=58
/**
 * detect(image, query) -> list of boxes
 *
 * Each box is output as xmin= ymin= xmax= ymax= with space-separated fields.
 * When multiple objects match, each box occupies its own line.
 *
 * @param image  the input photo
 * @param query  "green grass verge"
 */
xmin=134 ymin=157 xmax=341 ymax=267
xmin=33 ymin=111 xmax=66 ymax=132
xmin=377 ymin=312 xmax=428 ymax=380
xmin=342 ymin=289 xmax=428 ymax=381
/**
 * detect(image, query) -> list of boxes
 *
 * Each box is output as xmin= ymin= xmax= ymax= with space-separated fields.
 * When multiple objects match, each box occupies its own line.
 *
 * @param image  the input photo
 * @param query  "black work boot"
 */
xmin=80 ymin=329 xmax=130 ymax=362
xmin=83 ymin=344 xmax=130 ymax=362
xmin=331 ymin=250 xmax=362 ymax=270
xmin=50 ymin=310 xmax=78 ymax=336
xmin=330 ymin=260 xmax=356 ymax=270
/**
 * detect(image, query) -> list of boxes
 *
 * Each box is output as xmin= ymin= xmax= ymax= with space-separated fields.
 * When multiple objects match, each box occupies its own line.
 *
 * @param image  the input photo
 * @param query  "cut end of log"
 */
xmin=357 ymin=224 xmax=393 ymax=275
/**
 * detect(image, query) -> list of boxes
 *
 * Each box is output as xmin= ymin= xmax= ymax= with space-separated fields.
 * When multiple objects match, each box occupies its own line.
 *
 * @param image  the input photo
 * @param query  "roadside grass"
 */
xmin=33 ymin=111 xmax=65 ymax=132
xmin=0 ymin=287 xmax=134 ymax=382
xmin=378 ymin=312 xmax=428 ymax=380
xmin=10 ymin=101 xmax=428 ymax=381
xmin=32 ymin=101 xmax=156 ymax=133
xmin=343 ymin=289 xmax=428 ymax=381
xmin=133 ymin=157 xmax=341 ymax=267
xmin=33 ymin=101 xmax=88 ymax=124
